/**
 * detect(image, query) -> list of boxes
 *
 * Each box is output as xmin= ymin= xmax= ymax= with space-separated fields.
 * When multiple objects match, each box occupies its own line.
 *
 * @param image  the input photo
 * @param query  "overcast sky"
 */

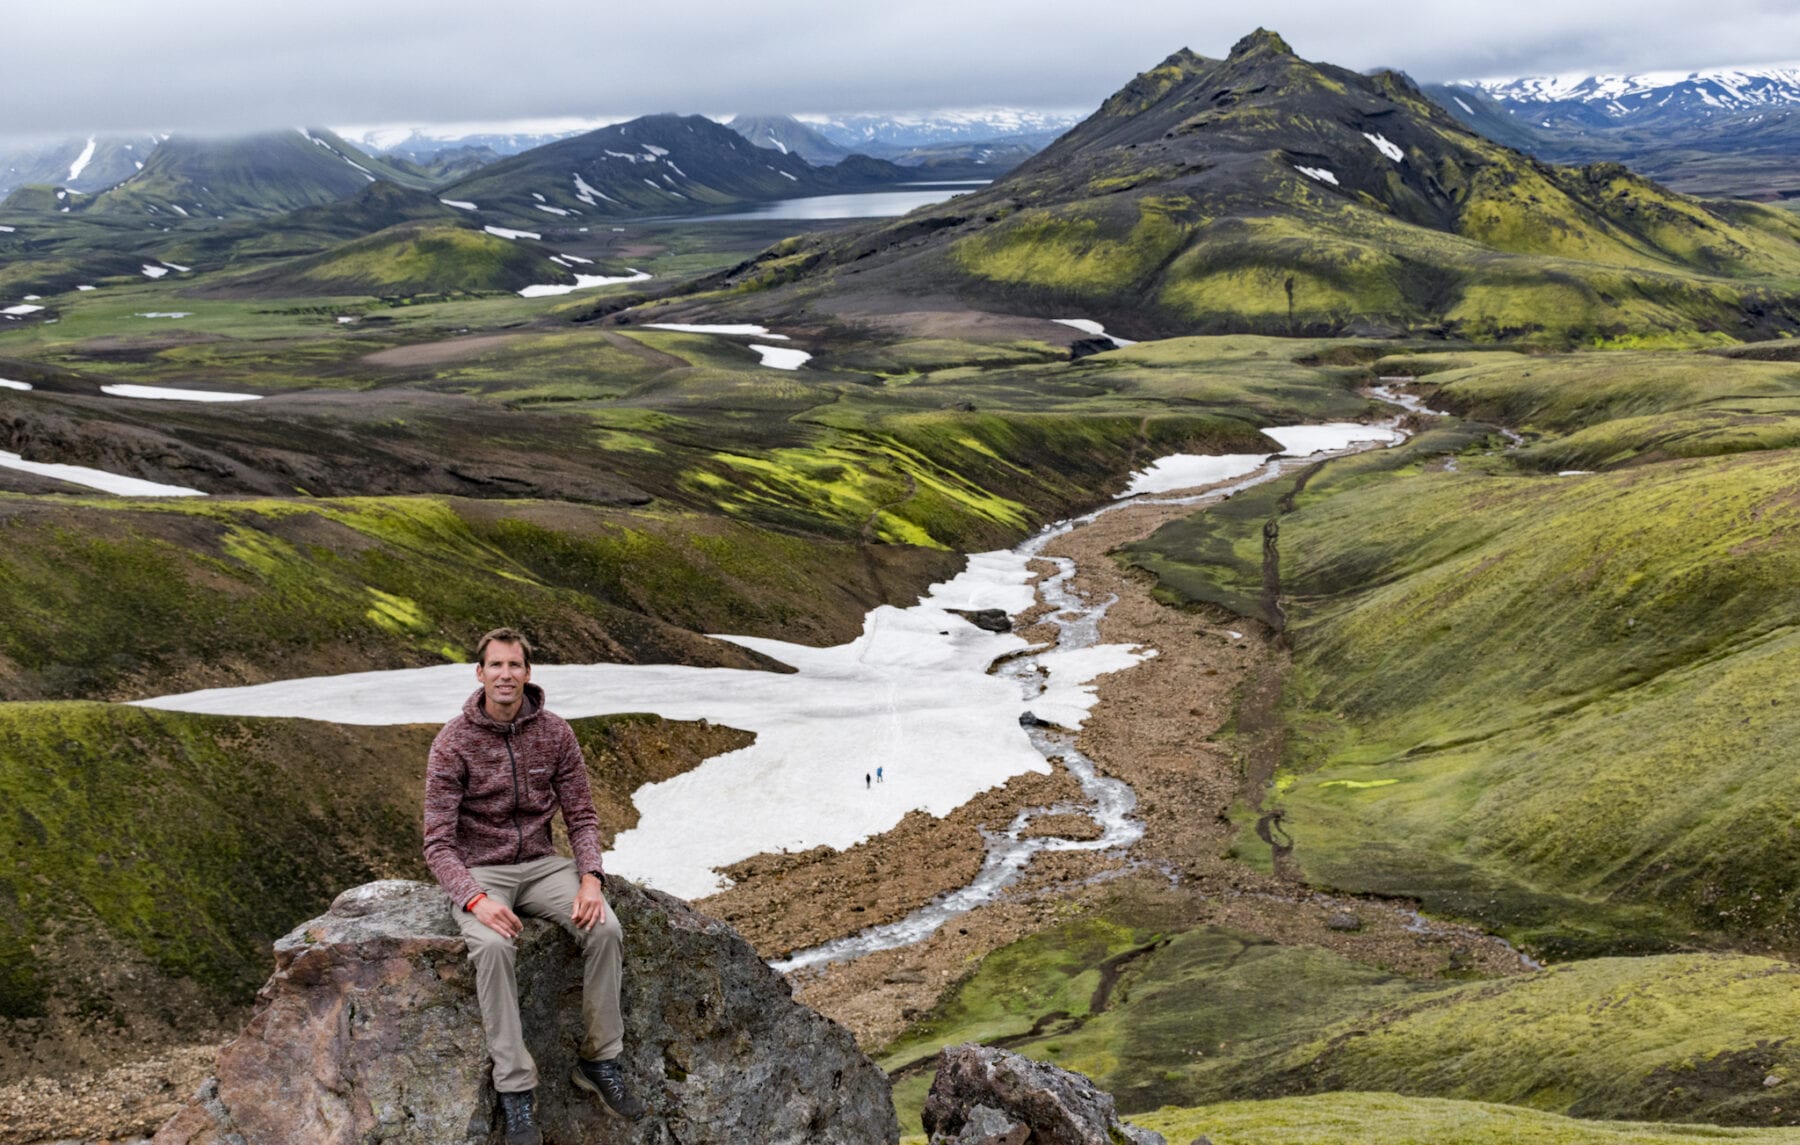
xmin=4 ymin=0 xmax=1798 ymax=141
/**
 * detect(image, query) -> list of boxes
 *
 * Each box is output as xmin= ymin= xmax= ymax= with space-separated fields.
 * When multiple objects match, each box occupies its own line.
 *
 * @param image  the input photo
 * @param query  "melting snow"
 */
xmin=133 ymin=548 xmax=1148 ymax=898
xmin=0 ymin=226 xmax=14 ymax=233
xmin=1363 ymin=132 xmax=1405 ymax=162
xmin=67 ymin=136 xmax=97 ymax=182
xmin=440 ymin=198 xmax=478 ymax=210
xmin=748 ymin=344 xmax=811 ymax=369
xmin=0 ymin=450 xmax=207 ymax=496
xmin=644 ymin=144 xmax=669 ymax=157
xmin=100 ymin=384 xmax=261 ymax=402
xmin=160 ymin=261 xmax=191 ymax=273
xmin=1454 ymin=96 xmax=1476 ymax=115
xmin=1 ymin=304 xmax=44 ymax=316
xmin=534 ymin=204 xmax=572 ymax=216
xmin=516 ymin=270 xmax=652 ymax=298
xmin=0 ymin=378 xmax=31 ymax=391
xmin=778 ymin=170 xmax=798 ymax=181
xmin=134 ymin=312 xmax=193 ymax=319
xmin=1295 ymin=165 xmax=1339 ymax=185
xmin=642 ymin=323 xmax=789 ymax=340
xmin=558 ymin=253 xmax=593 ymax=264
xmin=75 ymin=285 xmax=95 ymax=291
xmin=573 ymin=172 xmax=614 ymax=204
xmin=1053 ymin=318 xmax=1137 ymax=348
xmin=531 ymin=192 xmax=546 ymax=202
xmin=484 ymin=225 xmax=541 ymax=240
xmin=1119 ymin=424 xmax=1404 ymax=497
xmin=141 ymin=265 xmax=169 ymax=279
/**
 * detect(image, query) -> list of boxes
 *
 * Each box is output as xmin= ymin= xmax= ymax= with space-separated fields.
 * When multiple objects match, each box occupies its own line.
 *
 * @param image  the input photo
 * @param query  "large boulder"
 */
xmin=921 ymin=1044 xmax=1164 ymax=1145
xmin=154 ymin=878 xmax=896 ymax=1145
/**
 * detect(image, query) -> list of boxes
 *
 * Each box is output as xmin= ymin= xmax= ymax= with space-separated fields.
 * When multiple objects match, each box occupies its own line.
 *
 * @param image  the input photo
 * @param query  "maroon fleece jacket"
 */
xmin=423 ymin=682 xmax=605 ymax=908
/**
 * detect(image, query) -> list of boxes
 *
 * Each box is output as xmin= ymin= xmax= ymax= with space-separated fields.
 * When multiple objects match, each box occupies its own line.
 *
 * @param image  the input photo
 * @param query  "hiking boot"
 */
xmin=573 ymin=1056 xmax=646 ymax=1121
xmin=497 ymin=1089 xmax=542 ymax=1145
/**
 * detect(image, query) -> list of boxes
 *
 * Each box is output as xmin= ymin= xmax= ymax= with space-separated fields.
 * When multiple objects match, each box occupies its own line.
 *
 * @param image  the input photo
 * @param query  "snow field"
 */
xmin=0 ymin=450 xmax=207 ymax=496
xmin=100 ymin=384 xmax=261 ymax=402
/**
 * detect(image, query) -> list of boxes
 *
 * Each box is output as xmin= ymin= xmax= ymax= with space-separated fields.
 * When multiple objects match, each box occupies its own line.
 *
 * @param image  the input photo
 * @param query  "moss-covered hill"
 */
xmin=0 ymin=701 xmax=742 ymax=1077
xmin=210 ymin=222 xmax=584 ymax=298
xmin=884 ymin=908 xmax=1800 ymax=1131
xmin=700 ymin=30 xmax=1800 ymax=345
xmin=1120 ymin=346 xmax=1800 ymax=958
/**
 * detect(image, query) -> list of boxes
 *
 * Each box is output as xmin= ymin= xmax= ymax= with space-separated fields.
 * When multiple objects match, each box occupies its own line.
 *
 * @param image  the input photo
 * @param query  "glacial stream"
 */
xmin=774 ymin=418 xmax=1410 ymax=971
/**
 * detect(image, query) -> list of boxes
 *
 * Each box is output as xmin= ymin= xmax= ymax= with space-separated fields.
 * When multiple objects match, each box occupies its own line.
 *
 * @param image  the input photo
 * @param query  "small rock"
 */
xmin=1767 ymin=1074 xmax=1785 ymax=1087
xmin=922 ymin=1044 xmax=1165 ymax=1145
xmin=949 ymin=608 xmax=1013 ymax=633
xmin=1325 ymin=911 xmax=1363 ymax=932
xmin=886 ymin=969 xmax=928 ymax=984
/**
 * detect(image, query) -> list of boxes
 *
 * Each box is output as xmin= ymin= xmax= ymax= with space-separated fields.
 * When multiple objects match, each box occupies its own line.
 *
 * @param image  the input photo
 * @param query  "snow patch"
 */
xmin=101 ymin=384 xmax=261 ymax=402
xmin=748 ymin=344 xmax=811 ymax=370
xmin=439 ymin=198 xmax=478 ymax=210
xmin=558 ymin=253 xmax=593 ymax=264
xmin=1052 ymin=318 xmax=1137 ymax=348
xmin=1 ymin=304 xmax=44 ymax=316
xmin=75 ymin=284 xmax=95 ymax=291
xmin=1363 ymin=132 xmax=1405 ymax=162
xmin=483 ymin=225 xmax=541 ymax=240
xmin=1454 ymin=96 xmax=1476 ymax=115
xmin=516 ymin=270 xmax=651 ymax=298
xmin=0 ymin=450 xmax=207 ymax=496
xmin=1295 ymin=165 xmax=1339 ymax=185
xmin=134 ymin=312 xmax=193 ymax=319
xmin=642 ymin=323 xmax=788 ymax=339
xmin=0 ymin=378 xmax=32 ymax=391
xmin=140 ymin=265 xmax=169 ymax=279
xmin=534 ymin=203 xmax=572 ymax=216
xmin=67 ymin=136 xmax=97 ymax=182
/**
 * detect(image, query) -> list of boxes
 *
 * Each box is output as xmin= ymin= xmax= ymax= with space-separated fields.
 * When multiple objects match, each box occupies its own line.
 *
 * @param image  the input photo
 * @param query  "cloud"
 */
xmin=2 ymin=0 xmax=1796 ymax=141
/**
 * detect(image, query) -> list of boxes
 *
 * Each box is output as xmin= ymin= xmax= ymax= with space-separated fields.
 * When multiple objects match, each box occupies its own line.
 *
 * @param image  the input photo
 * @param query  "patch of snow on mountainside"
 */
xmin=1295 ymin=166 xmax=1339 ymax=185
xmin=67 ymin=137 xmax=97 ymax=182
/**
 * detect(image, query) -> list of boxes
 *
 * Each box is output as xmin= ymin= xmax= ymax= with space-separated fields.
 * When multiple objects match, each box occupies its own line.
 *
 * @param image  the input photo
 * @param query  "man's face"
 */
xmin=476 ymin=640 xmax=531 ymax=711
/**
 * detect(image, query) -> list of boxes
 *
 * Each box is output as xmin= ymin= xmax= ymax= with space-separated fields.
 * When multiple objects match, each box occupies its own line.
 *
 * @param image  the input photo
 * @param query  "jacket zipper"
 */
xmin=505 ymin=731 xmax=525 ymax=863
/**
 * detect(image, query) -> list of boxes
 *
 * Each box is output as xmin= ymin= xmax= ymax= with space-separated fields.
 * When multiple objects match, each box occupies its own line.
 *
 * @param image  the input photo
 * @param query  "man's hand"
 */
xmin=472 ymin=896 xmax=523 ymax=938
xmin=573 ymin=873 xmax=606 ymax=930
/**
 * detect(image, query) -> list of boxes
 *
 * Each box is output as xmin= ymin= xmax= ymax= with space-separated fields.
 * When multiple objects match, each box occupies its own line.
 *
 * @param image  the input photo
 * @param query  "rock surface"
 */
xmin=921 ymin=1044 xmax=1164 ymax=1145
xmin=153 ymin=878 xmax=896 ymax=1145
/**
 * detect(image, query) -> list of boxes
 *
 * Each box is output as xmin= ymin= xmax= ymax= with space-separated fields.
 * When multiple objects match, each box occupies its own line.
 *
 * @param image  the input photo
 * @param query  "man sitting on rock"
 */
xmin=423 ymin=627 xmax=646 ymax=1143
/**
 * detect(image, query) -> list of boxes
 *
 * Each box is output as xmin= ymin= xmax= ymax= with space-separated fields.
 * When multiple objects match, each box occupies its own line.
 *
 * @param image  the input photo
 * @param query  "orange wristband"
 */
xmin=466 ymin=892 xmax=487 ymax=911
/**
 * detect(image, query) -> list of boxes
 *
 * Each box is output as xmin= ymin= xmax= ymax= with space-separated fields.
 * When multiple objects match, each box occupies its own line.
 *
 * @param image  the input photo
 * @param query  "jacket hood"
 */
xmin=461 ymin=681 xmax=545 ymax=732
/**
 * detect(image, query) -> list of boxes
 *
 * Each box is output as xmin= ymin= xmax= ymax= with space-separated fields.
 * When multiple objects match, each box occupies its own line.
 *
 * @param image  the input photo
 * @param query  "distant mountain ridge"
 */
xmin=796 ymin=108 xmax=1085 ymax=150
xmin=697 ymin=29 xmax=1800 ymax=344
xmin=436 ymin=113 xmax=910 ymax=223
xmin=1453 ymin=64 xmax=1800 ymax=122
xmin=0 ymin=134 xmax=158 ymax=195
xmin=726 ymin=115 xmax=852 ymax=165
xmin=1433 ymin=63 xmax=1800 ymax=197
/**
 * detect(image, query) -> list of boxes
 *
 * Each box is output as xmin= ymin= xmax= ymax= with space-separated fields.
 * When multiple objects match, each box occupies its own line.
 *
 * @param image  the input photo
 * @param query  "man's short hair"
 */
xmin=475 ymin=627 xmax=533 ymax=668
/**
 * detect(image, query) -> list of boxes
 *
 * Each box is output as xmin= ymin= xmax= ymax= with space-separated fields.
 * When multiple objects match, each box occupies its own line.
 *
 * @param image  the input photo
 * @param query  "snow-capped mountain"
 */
xmin=794 ymin=108 xmax=1085 ymax=152
xmin=1451 ymin=64 xmax=1800 ymax=125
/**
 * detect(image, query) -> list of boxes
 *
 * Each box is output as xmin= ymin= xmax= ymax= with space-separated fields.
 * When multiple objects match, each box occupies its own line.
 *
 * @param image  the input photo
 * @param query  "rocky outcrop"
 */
xmin=154 ymin=879 xmax=896 ymax=1145
xmin=921 ymin=1044 xmax=1165 ymax=1145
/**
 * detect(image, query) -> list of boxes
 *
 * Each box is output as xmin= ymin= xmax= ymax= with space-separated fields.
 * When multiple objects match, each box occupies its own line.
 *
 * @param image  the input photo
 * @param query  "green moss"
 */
xmin=1138 ymin=1092 xmax=1800 ymax=1144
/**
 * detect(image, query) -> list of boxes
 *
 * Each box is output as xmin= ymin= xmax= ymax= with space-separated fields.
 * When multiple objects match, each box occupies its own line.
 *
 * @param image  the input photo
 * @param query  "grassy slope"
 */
xmin=1118 ymin=353 xmax=1800 ymax=955
xmin=0 ymin=495 xmax=953 ymax=701
xmin=1136 ymin=1093 xmax=1800 ymax=1145
xmin=882 ymin=910 xmax=1800 ymax=1129
xmin=0 ymin=702 xmax=740 ymax=1072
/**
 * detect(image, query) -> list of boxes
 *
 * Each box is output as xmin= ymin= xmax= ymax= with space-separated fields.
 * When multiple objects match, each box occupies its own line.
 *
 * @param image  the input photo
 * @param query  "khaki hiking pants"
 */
xmin=455 ymin=855 xmax=624 ymax=1092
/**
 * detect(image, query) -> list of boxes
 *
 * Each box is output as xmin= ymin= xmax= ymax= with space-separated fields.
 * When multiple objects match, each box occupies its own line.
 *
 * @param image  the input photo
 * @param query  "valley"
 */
xmin=3 ymin=23 xmax=1800 ymax=1145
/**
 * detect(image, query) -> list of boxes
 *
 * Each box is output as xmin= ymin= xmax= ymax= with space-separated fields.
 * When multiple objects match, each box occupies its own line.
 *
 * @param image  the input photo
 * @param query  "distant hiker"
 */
xmin=424 ymin=627 xmax=645 ymax=1144
xmin=866 ymin=772 xmax=872 ymax=789
xmin=877 ymin=766 xmax=884 ymax=783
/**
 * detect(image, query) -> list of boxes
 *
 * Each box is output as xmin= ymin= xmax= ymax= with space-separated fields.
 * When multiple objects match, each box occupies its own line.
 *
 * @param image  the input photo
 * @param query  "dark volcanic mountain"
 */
xmin=83 ymin=129 xmax=434 ymax=219
xmin=437 ymin=114 xmax=909 ymax=223
xmin=696 ymin=30 xmax=1800 ymax=344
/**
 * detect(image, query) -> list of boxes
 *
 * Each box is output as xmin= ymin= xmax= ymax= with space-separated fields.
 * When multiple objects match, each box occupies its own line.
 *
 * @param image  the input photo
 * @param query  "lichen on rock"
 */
xmin=153 ymin=878 xmax=896 ymax=1145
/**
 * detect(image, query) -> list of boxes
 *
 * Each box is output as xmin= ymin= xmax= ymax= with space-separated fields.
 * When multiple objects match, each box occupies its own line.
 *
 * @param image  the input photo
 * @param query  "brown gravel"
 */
xmin=698 ymin=767 xmax=1084 ymax=958
xmin=785 ymin=475 xmax=1534 ymax=1048
xmin=0 ymin=1043 xmax=214 ymax=1145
